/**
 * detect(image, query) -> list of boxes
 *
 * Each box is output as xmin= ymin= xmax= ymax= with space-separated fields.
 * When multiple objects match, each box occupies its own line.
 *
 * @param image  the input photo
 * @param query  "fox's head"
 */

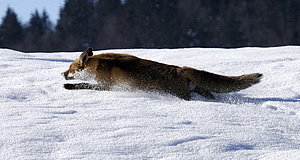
xmin=62 ymin=48 xmax=94 ymax=80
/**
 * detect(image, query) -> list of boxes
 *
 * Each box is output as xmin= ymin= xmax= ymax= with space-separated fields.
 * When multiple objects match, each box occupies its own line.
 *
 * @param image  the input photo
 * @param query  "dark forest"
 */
xmin=0 ymin=0 xmax=299 ymax=52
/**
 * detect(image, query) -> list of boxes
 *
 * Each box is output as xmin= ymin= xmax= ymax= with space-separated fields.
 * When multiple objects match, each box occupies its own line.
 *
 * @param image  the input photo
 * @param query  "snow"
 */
xmin=1 ymin=46 xmax=300 ymax=160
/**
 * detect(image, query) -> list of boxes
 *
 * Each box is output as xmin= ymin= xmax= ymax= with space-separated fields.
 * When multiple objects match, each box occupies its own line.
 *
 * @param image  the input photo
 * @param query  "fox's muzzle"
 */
xmin=62 ymin=71 xmax=75 ymax=80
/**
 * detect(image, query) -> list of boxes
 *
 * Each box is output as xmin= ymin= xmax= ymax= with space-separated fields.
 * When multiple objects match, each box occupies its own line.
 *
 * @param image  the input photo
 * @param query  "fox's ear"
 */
xmin=78 ymin=48 xmax=93 ymax=66
xmin=85 ymin=47 xmax=93 ymax=56
xmin=78 ymin=51 xmax=89 ymax=66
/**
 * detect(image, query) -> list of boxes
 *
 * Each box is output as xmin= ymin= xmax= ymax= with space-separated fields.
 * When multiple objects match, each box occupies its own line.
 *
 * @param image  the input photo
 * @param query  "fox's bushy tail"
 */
xmin=179 ymin=67 xmax=263 ymax=93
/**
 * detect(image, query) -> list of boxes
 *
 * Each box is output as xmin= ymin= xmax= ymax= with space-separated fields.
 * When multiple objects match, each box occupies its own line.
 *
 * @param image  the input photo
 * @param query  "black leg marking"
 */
xmin=64 ymin=83 xmax=108 ymax=90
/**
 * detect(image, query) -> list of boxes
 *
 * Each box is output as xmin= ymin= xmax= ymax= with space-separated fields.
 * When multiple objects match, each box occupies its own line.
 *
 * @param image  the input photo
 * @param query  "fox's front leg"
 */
xmin=64 ymin=83 xmax=110 ymax=91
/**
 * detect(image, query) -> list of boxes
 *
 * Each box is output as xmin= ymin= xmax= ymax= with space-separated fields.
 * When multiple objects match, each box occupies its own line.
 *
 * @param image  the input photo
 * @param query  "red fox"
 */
xmin=62 ymin=48 xmax=262 ymax=100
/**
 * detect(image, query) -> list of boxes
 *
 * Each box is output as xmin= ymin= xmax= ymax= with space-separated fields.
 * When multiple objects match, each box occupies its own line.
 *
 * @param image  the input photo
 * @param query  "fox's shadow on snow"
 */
xmin=19 ymin=57 xmax=73 ymax=63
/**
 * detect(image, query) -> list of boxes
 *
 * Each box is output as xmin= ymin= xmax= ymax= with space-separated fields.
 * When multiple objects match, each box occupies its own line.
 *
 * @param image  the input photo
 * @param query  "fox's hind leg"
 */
xmin=193 ymin=87 xmax=215 ymax=99
xmin=188 ymin=80 xmax=215 ymax=99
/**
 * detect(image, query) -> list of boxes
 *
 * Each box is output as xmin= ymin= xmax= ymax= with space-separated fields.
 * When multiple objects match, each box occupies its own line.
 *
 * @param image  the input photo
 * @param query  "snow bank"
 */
xmin=1 ymin=46 xmax=300 ymax=159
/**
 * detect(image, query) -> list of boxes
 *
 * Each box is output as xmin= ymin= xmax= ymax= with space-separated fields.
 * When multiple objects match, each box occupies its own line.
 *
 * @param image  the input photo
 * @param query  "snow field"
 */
xmin=0 ymin=46 xmax=300 ymax=159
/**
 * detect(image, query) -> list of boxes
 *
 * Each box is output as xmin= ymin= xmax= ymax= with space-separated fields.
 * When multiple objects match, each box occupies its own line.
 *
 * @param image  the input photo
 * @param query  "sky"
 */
xmin=0 ymin=0 xmax=65 ymax=24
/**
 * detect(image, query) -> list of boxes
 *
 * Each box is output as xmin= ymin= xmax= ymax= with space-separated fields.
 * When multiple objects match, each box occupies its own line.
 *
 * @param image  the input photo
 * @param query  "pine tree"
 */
xmin=22 ymin=10 xmax=53 ymax=51
xmin=27 ymin=10 xmax=52 ymax=37
xmin=56 ymin=0 xmax=94 ymax=51
xmin=0 ymin=8 xmax=23 ymax=49
xmin=285 ymin=0 xmax=300 ymax=45
xmin=124 ymin=0 xmax=180 ymax=48
xmin=93 ymin=0 xmax=130 ymax=49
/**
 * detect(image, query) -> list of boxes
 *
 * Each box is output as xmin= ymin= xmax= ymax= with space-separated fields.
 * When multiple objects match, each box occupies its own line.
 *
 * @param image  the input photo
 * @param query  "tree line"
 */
xmin=0 ymin=0 xmax=299 ymax=52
